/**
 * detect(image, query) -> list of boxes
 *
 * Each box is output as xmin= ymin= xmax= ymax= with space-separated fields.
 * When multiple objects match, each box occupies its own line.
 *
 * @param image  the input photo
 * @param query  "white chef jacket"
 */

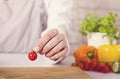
xmin=0 ymin=0 xmax=73 ymax=64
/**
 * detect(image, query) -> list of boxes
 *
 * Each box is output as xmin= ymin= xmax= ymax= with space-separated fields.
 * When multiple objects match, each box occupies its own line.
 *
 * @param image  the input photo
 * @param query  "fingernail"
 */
xmin=50 ymin=57 xmax=54 ymax=60
xmin=33 ymin=46 xmax=40 ymax=53
xmin=45 ymin=53 xmax=49 ymax=57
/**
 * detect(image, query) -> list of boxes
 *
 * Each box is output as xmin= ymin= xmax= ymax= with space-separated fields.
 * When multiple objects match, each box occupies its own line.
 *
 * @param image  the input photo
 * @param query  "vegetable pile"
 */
xmin=76 ymin=12 xmax=120 ymax=73
xmin=73 ymin=45 xmax=120 ymax=73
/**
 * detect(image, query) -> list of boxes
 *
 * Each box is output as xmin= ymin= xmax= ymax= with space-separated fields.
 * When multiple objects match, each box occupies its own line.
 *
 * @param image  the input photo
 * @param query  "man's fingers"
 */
xmin=45 ymin=40 xmax=67 ymax=57
xmin=42 ymin=33 xmax=65 ymax=54
xmin=43 ymin=29 xmax=59 ymax=39
xmin=50 ymin=47 xmax=68 ymax=60
xmin=33 ymin=29 xmax=58 ymax=53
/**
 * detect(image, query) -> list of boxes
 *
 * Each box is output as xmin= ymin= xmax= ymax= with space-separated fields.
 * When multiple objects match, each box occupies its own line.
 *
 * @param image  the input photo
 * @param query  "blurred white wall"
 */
xmin=69 ymin=0 xmax=120 ymax=55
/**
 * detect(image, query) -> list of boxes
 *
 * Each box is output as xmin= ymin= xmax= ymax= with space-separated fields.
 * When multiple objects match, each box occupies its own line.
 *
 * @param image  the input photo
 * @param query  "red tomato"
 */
xmin=28 ymin=51 xmax=37 ymax=61
xmin=94 ymin=63 xmax=103 ymax=72
xmin=101 ymin=65 xmax=110 ymax=73
xmin=84 ymin=64 xmax=91 ymax=71
xmin=88 ymin=61 xmax=97 ymax=70
xmin=106 ymin=63 xmax=112 ymax=71
xmin=83 ymin=62 xmax=91 ymax=71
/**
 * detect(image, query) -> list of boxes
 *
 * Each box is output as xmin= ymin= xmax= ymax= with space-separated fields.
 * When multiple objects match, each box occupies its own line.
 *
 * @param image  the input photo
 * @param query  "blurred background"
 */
xmin=68 ymin=0 xmax=120 ymax=55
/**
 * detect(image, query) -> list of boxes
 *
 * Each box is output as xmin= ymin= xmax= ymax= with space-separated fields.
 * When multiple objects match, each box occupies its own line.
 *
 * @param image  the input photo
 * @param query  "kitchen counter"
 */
xmin=0 ymin=54 xmax=120 ymax=79
xmin=62 ymin=56 xmax=120 ymax=79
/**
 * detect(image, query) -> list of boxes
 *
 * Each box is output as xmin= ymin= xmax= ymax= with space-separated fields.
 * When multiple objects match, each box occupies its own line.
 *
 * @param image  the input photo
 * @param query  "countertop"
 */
xmin=0 ymin=54 xmax=120 ymax=79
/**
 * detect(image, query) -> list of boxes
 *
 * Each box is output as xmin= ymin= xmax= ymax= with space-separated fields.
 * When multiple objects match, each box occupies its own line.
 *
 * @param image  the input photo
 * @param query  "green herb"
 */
xmin=79 ymin=12 xmax=120 ymax=44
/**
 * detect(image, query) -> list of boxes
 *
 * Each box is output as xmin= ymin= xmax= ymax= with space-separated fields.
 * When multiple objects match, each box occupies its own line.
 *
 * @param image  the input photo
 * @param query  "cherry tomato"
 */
xmin=88 ymin=61 xmax=97 ymax=70
xmin=101 ymin=64 xmax=110 ymax=73
xmin=28 ymin=51 xmax=37 ymax=61
xmin=94 ymin=63 xmax=103 ymax=72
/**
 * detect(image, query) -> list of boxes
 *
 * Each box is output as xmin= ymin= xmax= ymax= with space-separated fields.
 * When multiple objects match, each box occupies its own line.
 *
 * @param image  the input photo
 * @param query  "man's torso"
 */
xmin=0 ymin=0 xmax=47 ymax=53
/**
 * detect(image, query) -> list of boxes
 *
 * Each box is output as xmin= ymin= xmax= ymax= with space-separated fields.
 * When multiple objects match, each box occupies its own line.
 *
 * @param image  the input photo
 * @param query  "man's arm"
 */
xmin=44 ymin=0 xmax=73 ymax=32
xmin=33 ymin=0 xmax=73 ymax=64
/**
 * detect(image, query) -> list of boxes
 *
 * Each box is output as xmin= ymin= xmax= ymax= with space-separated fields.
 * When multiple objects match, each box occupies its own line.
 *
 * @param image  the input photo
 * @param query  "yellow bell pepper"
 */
xmin=98 ymin=44 xmax=120 ymax=63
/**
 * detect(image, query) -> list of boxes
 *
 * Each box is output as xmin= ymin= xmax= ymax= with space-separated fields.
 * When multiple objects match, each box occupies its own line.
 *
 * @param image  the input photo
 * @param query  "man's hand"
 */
xmin=33 ymin=28 xmax=68 ymax=61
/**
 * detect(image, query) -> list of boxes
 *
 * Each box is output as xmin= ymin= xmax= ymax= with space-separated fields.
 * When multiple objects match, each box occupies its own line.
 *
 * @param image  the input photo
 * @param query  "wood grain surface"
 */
xmin=0 ymin=67 xmax=92 ymax=79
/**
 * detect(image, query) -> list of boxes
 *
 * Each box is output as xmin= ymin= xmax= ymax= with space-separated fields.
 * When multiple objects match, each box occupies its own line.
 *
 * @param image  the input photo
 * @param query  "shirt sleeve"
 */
xmin=42 ymin=0 xmax=73 ymax=64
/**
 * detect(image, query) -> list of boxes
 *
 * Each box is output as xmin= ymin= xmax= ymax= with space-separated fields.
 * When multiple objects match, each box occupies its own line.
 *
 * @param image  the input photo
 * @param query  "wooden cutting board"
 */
xmin=0 ymin=67 xmax=92 ymax=79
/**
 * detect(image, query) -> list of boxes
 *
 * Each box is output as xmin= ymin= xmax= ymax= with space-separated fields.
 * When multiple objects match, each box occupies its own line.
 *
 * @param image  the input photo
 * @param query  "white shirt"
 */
xmin=0 ymin=0 xmax=73 ymax=64
xmin=0 ymin=0 xmax=72 ymax=52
